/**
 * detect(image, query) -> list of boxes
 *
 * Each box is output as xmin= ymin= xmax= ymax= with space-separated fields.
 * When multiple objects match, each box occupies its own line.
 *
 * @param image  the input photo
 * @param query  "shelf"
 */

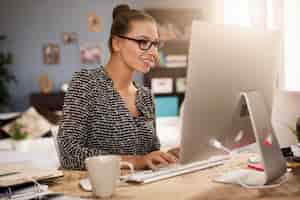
xmin=161 ymin=40 xmax=190 ymax=55
xmin=144 ymin=67 xmax=187 ymax=88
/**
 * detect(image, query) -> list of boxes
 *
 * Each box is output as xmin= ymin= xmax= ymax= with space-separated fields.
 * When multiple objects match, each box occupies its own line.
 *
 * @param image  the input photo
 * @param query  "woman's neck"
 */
xmin=105 ymin=56 xmax=134 ymax=91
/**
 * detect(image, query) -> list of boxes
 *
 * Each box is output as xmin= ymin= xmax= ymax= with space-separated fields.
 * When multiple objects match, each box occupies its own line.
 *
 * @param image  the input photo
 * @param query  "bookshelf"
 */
xmin=144 ymin=8 xmax=201 ymax=114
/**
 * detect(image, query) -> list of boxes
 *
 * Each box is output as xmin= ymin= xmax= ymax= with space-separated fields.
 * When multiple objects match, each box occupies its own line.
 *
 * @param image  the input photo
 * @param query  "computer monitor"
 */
xmin=180 ymin=21 xmax=280 ymax=164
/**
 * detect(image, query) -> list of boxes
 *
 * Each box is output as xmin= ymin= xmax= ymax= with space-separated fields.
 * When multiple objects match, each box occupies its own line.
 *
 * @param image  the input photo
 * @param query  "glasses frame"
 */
xmin=117 ymin=35 xmax=164 ymax=51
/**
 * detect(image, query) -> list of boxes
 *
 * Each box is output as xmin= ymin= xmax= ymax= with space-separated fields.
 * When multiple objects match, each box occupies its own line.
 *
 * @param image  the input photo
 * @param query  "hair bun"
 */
xmin=112 ymin=4 xmax=131 ymax=20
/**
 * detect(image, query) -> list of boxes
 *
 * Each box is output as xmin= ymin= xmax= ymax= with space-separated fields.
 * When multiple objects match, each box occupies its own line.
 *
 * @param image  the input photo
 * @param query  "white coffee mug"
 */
xmin=85 ymin=155 xmax=134 ymax=198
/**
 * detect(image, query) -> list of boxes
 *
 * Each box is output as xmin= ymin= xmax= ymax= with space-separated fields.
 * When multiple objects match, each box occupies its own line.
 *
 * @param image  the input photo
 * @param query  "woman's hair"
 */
xmin=108 ymin=4 xmax=156 ymax=53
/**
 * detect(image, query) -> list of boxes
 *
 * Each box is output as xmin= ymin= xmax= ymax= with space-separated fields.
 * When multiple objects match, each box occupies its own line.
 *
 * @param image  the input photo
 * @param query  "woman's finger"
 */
xmin=152 ymin=154 xmax=169 ymax=166
xmin=168 ymin=147 xmax=180 ymax=158
xmin=146 ymin=158 xmax=157 ymax=170
xmin=160 ymin=152 xmax=177 ymax=163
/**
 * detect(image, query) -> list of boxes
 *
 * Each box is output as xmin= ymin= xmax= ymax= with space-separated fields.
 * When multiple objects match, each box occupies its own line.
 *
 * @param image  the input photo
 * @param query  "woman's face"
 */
xmin=115 ymin=20 xmax=160 ymax=73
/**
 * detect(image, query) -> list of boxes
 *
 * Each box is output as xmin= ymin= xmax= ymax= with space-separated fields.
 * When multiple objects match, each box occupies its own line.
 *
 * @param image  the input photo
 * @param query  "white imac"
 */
xmin=180 ymin=21 xmax=281 ymax=163
xmin=179 ymin=21 xmax=287 ymax=186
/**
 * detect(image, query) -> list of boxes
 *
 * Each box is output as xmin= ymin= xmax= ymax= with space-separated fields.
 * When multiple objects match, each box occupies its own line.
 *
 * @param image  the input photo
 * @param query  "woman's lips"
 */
xmin=143 ymin=59 xmax=154 ymax=67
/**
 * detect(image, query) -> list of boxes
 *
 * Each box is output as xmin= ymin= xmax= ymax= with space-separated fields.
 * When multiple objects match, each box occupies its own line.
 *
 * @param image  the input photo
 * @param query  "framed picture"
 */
xmin=151 ymin=78 xmax=173 ymax=94
xmin=62 ymin=32 xmax=78 ymax=44
xmin=80 ymin=43 xmax=102 ymax=65
xmin=43 ymin=43 xmax=60 ymax=65
xmin=176 ymin=77 xmax=186 ymax=93
xmin=88 ymin=12 xmax=101 ymax=32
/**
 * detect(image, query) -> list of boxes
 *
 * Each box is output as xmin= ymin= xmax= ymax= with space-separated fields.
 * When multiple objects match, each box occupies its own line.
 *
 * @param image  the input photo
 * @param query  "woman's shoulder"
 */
xmin=68 ymin=66 xmax=107 ymax=93
xmin=72 ymin=66 xmax=105 ymax=82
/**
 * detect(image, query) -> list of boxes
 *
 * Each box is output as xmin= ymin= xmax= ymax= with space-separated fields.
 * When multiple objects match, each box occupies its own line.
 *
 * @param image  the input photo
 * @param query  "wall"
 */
xmin=0 ymin=0 xmax=212 ymax=111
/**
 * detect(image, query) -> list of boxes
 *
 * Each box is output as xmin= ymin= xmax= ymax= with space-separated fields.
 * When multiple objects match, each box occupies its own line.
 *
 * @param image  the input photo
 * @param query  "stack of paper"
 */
xmin=0 ymin=162 xmax=63 ymax=187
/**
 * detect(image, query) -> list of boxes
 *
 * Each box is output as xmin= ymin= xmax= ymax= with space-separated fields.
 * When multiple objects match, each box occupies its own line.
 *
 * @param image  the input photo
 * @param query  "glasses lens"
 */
xmin=139 ymin=40 xmax=152 ymax=50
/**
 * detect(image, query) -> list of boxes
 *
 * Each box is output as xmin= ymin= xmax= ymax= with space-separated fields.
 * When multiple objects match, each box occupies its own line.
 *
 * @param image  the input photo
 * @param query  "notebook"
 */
xmin=0 ymin=162 xmax=63 ymax=187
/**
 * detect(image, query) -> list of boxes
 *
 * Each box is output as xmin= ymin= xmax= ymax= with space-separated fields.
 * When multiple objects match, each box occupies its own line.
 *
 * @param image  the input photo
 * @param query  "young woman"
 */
xmin=57 ymin=4 xmax=179 ymax=170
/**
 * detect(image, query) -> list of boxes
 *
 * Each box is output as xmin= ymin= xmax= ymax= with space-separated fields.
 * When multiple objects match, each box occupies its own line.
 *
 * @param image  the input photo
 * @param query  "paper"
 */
xmin=176 ymin=78 xmax=186 ymax=93
xmin=0 ymin=112 xmax=20 ymax=120
xmin=151 ymin=78 xmax=173 ymax=94
xmin=0 ymin=162 xmax=63 ymax=187
xmin=156 ymin=117 xmax=181 ymax=148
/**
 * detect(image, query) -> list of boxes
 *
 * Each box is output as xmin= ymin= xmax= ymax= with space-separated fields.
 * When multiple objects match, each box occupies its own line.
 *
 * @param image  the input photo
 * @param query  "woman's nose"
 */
xmin=148 ymin=45 xmax=159 ymax=64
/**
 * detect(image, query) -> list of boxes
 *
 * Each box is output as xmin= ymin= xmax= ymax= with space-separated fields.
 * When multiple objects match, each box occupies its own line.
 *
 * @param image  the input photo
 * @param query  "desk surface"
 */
xmin=49 ymin=154 xmax=300 ymax=200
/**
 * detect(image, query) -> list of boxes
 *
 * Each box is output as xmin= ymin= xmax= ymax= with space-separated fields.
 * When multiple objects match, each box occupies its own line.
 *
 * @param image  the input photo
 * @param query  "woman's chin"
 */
xmin=140 ymin=64 xmax=152 ymax=73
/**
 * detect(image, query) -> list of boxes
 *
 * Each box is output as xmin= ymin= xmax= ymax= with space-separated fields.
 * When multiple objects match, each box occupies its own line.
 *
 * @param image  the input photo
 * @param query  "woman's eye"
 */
xmin=140 ymin=40 xmax=150 ymax=46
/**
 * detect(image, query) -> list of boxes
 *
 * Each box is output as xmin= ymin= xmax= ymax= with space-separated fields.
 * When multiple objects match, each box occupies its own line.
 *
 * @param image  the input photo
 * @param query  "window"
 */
xmin=223 ymin=0 xmax=251 ymax=27
xmin=223 ymin=0 xmax=300 ymax=91
xmin=283 ymin=0 xmax=300 ymax=91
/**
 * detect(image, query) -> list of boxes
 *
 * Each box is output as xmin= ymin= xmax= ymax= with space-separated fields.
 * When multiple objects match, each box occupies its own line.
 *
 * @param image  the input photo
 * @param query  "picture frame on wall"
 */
xmin=43 ymin=43 xmax=60 ymax=65
xmin=80 ymin=43 xmax=102 ymax=65
xmin=88 ymin=12 xmax=101 ymax=32
xmin=176 ymin=77 xmax=186 ymax=93
xmin=151 ymin=78 xmax=173 ymax=94
xmin=62 ymin=32 xmax=78 ymax=44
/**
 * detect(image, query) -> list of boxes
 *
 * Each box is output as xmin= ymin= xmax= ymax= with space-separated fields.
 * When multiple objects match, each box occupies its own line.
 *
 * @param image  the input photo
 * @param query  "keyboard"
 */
xmin=122 ymin=155 xmax=230 ymax=184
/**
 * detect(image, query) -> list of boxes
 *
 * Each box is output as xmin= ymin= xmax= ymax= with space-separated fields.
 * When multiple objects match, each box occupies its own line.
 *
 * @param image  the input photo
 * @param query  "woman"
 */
xmin=57 ymin=4 xmax=179 ymax=170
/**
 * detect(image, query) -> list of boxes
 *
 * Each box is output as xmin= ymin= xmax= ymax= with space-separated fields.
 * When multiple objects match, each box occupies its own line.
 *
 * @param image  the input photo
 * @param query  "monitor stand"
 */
xmin=214 ymin=91 xmax=286 ymax=187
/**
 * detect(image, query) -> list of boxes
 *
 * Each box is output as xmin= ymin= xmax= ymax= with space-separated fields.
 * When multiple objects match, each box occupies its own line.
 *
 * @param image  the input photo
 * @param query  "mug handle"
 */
xmin=119 ymin=161 xmax=134 ymax=184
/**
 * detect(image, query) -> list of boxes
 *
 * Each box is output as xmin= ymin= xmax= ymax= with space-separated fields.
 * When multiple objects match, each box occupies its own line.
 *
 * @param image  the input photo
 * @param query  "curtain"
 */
xmin=222 ymin=0 xmax=300 ymax=91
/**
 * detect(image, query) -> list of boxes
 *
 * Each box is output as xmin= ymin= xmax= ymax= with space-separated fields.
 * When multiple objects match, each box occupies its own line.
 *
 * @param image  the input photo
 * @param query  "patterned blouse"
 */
xmin=57 ymin=66 xmax=160 ymax=170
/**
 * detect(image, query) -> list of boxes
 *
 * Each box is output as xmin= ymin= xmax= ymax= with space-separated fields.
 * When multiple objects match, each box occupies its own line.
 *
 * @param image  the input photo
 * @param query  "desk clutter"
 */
xmin=0 ymin=162 xmax=63 ymax=187
xmin=0 ymin=149 xmax=300 ymax=199
xmin=47 ymin=153 xmax=300 ymax=200
xmin=1 ymin=107 xmax=55 ymax=139
xmin=0 ymin=162 xmax=64 ymax=200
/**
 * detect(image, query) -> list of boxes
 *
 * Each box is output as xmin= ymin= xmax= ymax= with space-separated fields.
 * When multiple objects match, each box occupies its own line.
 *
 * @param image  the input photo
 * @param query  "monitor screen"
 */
xmin=180 ymin=21 xmax=280 ymax=163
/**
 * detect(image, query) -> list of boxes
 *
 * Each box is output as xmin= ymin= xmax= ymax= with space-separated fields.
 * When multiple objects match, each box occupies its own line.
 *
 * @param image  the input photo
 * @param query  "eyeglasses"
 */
xmin=117 ymin=35 xmax=164 ymax=51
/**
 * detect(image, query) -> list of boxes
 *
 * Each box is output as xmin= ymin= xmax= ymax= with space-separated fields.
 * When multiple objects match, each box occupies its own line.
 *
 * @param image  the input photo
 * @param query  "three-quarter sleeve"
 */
xmin=57 ymin=69 xmax=108 ymax=170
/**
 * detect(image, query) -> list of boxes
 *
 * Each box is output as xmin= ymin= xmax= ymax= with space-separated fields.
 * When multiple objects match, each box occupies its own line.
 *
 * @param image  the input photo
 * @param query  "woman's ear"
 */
xmin=112 ymin=37 xmax=121 ymax=52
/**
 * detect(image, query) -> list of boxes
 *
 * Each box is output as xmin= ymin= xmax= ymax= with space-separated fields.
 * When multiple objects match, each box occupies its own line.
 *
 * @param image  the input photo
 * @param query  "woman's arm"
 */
xmin=57 ymin=70 xmax=108 ymax=170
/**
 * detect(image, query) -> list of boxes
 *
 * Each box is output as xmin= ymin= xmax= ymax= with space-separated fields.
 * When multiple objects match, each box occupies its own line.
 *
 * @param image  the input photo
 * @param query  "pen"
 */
xmin=0 ymin=172 xmax=20 ymax=177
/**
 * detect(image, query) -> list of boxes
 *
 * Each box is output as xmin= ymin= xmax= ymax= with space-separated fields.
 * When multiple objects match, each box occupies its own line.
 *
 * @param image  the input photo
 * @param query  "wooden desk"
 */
xmin=49 ymin=154 xmax=300 ymax=200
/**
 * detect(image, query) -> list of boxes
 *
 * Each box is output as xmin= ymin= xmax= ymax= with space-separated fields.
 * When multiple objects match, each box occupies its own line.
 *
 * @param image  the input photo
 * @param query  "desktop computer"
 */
xmin=100 ymin=21 xmax=286 ymax=185
xmin=180 ymin=21 xmax=286 ymax=186
xmin=180 ymin=21 xmax=281 ymax=163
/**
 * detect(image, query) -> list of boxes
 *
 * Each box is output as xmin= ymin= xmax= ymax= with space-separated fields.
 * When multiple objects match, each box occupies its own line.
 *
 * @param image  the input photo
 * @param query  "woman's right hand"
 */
xmin=124 ymin=150 xmax=178 ymax=170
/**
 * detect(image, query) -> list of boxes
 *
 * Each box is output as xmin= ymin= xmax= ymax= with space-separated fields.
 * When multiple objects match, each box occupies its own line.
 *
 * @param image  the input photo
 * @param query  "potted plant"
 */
xmin=9 ymin=122 xmax=30 ymax=152
xmin=0 ymin=35 xmax=15 ymax=111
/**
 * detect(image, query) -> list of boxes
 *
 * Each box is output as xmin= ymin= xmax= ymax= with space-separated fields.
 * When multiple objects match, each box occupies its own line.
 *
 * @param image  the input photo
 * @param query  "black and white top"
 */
xmin=57 ymin=66 xmax=160 ymax=170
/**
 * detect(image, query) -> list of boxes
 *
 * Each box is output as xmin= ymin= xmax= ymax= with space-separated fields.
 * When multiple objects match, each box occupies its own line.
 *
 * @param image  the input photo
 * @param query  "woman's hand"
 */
xmin=142 ymin=150 xmax=178 ymax=170
xmin=122 ymin=150 xmax=178 ymax=170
